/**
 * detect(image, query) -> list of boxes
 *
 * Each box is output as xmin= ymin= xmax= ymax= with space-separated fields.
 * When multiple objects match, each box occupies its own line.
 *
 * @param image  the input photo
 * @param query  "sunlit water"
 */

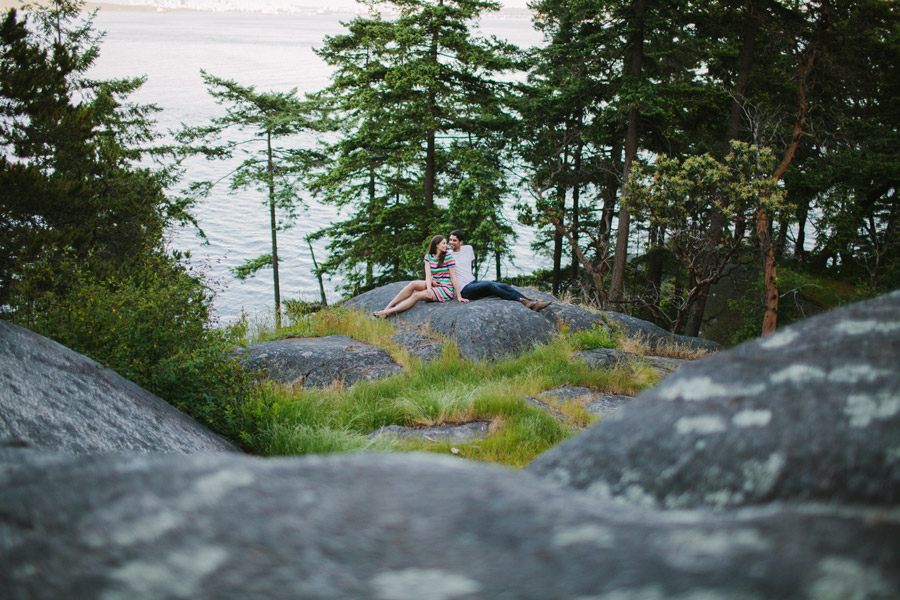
xmin=88 ymin=10 xmax=546 ymax=322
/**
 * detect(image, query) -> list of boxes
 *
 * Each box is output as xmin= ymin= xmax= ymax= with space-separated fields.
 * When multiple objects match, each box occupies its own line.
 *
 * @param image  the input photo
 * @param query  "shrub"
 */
xmin=571 ymin=322 xmax=620 ymax=350
xmin=8 ymin=249 xmax=253 ymax=439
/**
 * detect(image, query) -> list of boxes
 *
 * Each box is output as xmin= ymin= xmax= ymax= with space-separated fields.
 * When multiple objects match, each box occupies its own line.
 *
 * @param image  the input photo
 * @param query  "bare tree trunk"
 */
xmin=424 ymin=25 xmax=439 ymax=210
xmin=424 ymin=129 xmax=436 ymax=210
xmin=307 ymin=236 xmax=327 ymax=306
xmin=642 ymin=223 xmax=664 ymax=322
xmin=609 ymin=0 xmax=646 ymax=309
xmin=267 ymin=131 xmax=281 ymax=329
xmin=794 ymin=197 xmax=809 ymax=258
xmin=761 ymin=49 xmax=816 ymax=335
xmin=552 ymin=185 xmax=565 ymax=296
xmin=571 ymin=139 xmax=583 ymax=284
xmin=686 ymin=3 xmax=760 ymax=338
xmin=366 ymin=167 xmax=376 ymax=287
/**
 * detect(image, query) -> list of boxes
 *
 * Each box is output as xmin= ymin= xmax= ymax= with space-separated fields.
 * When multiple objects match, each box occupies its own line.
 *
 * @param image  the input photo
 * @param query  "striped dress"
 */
xmin=424 ymin=253 xmax=456 ymax=302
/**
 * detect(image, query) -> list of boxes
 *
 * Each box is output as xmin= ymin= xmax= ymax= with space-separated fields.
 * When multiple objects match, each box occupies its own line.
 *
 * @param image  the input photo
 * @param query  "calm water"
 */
xmin=88 ymin=11 xmax=545 ymax=322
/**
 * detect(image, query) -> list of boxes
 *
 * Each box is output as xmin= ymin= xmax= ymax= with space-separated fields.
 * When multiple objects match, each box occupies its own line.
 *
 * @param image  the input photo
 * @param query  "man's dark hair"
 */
xmin=449 ymin=229 xmax=465 ymax=242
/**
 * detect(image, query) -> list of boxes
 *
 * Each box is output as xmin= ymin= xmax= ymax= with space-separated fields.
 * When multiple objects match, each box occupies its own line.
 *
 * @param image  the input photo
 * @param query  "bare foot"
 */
xmin=374 ymin=310 xmax=389 ymax=318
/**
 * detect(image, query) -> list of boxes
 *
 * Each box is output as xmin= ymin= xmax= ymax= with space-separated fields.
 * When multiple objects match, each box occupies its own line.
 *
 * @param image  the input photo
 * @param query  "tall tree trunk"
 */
xmin=609 ymin=0 xmax=646 ymax=309
xmin=307 ymin=236 xmax=327 ymax=306
xmin=424 ymin=24 xmax=439 ymax=210
xmin=552 ymin=185 xmax=565 ymax=296
xmin=642 ymin=223 xmax=664 ymax=322
xmin=687 ymin=3 xmax=760 ymax=337
xmin=571 ymin=139 xmax=583 ymax=284
xmin=366 ymin=166 xmax=376 ymax=287
xmin=761 ymin=49 xmax=816 ymax=335
xmin=724 ymin=4 xmax=759 ymax=150
xmin=794 ymin=196 xmax=810 ymax=258
xmin=599 ymin=142 xmax=623 ymax=252
xmin=424 ymin=129 xmax=436 ymax=210
xmin=267 ymin=131 xmax=281 ymax=328
xmin=757 ymin=210 xmax=778 ymax=335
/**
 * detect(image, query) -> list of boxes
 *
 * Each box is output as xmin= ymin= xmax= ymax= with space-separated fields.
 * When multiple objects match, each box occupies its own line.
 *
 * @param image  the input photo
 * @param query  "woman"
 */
xmin=374 ymin=235 xmax=469 ymax=317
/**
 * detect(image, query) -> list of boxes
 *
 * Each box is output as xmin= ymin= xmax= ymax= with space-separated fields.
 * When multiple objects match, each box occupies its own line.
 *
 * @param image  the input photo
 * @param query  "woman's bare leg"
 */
xmin=376 ymin=289 xmax=432 ymax=317
xmin=375 ymin=281 xmax=428 ymax=317
xmin=386 ymin=281 xmax=427 ymax=309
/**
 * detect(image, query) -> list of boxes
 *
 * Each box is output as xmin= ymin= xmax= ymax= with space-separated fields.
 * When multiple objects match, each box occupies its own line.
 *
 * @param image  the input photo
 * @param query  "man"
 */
xmin=447 ymin=230 xmax=551 ymax=311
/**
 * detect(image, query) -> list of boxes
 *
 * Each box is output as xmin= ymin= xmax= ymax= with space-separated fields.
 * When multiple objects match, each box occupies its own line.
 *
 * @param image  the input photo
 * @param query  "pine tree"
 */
xmin=308 ymin=0 xmax=519 ymax=290
xmin=1 ymin=1 xmax=186 ymax=309
xmin=178 ymin=71 xmax=319 ymax=326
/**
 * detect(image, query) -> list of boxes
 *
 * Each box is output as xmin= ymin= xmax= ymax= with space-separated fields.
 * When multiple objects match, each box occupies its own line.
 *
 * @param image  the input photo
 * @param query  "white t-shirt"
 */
xmin=448 ymin=244 xmax=476 ymax=289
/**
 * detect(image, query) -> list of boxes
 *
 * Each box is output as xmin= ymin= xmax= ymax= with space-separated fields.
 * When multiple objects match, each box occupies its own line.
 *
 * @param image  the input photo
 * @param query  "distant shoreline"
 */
xmin=0 ymin=1 xmax=195 ymax=12
xmin=0 ymin=1 xmax=532 ymax=18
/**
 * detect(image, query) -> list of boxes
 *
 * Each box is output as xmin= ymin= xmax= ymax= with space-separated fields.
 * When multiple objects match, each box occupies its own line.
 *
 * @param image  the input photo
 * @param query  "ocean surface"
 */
xmin=87 ymin=10 xmax=546 ymax=322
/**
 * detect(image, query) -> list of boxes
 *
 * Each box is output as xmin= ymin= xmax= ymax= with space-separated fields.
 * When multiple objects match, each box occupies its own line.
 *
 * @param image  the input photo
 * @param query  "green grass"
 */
xmin=235 ymin=307 xmax=661 ymax=467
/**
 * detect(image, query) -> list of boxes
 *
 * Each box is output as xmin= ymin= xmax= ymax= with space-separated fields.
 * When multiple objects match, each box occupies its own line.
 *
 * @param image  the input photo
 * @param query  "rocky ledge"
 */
xmin=345 ymin=282 xmax=720 ymax=362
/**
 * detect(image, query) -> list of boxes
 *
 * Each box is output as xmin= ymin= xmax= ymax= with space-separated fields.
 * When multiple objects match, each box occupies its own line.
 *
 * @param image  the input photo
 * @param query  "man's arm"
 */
xmin=449 ymin=265 xmax=469 ymax=303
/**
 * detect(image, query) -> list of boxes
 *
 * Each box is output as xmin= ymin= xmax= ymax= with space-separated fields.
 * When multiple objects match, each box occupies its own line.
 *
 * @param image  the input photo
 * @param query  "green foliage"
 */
xmin=1 ymin=3 xmax=189 ymax=307
xmin=177 ymin=71 xmax=320 ymax=319
xmin=627 ymin=142 xmax=787 ymax=332
xmin=571 ymin=322 xmax=620 ymax=351
xmin=0 ymin=2 xmax=253 ymax=437
xmin=232 ymin=254 xmax=275 ymax=280
xmin=307 ymin=0 xmax=520 ymax=289
xmin=728 ymin=265 xmax=862 ymax=345
xmin=10 ymin=250 xmax=253 ymax=438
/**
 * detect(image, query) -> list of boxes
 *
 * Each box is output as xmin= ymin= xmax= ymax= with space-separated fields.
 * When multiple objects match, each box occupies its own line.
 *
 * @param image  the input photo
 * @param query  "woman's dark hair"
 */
xmin=428 ymin=235 xmax=446 ymax=267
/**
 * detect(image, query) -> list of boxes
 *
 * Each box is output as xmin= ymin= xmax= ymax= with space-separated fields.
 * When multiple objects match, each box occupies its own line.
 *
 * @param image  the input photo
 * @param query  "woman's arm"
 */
xmin=424 ymin=261 xmax=433 ymax=289
xmin=448 ymin=265 xmax=469 ymax=303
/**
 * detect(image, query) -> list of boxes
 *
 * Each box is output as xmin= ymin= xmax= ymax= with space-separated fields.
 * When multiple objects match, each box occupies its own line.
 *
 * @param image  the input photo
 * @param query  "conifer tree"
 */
xmin=308 ymin=0 xmax=519 ymax=290
xmin=1 ymin=1 xmax=186 ymax=309
xmin=178 ymin=71 xmax=319 ymax=326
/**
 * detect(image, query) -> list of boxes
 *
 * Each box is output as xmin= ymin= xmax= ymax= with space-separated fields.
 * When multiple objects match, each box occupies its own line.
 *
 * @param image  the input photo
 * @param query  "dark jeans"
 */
xmin=460 ymin=280 xmax=531 ymax=302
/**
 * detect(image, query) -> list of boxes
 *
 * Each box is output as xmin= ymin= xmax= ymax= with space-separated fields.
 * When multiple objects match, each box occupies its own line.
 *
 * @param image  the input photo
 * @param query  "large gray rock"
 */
xmin=390 ymin=330 xmax=444 ymax=362
xmin=2 ymin=451 xmax=898 ymax=599
xmin=346 ymin=282 xmax=718 ymax=361
xmin=240 ymin=334 xmax=402 ymax=388
xmin=0 ymin=320 xmax=238 ymax=455
xmin=346 ymin=282 xmax=557 ymax=361
xmin=528 ymin=291 xmax=900 ymax=510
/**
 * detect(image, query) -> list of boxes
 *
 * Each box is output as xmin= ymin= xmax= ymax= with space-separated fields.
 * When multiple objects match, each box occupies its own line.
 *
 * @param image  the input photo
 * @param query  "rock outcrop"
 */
xmin=346 ymin=282 xmax=719 ymax=361
xmin=528 ymin=290 xmax=900 ymax=510
xmin=2 ymin=450 xmax=897 ymax=599
xmin=369 ymin=421 xmax=490 ymax=442
xmin=390 ymin=330 xmax=444 ymax=362
xmin=346 ymin=282 xmax=558 ymax=361
xmin=239 ymin=334 xmax=402 ymax=388
xmin=523 ymin=386 xmax=634 ymax=422
xmin=0 ymin=320 xmax=238 ymax=455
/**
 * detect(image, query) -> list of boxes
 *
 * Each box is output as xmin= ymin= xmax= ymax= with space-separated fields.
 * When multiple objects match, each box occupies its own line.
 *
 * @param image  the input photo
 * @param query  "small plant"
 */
xmin=571 ymin=323 xmax=620 ymax=350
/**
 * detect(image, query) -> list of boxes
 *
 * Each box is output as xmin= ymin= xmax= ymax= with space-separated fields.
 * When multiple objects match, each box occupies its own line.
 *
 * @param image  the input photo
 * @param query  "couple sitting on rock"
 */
xmin=374 ymin=230 xmax=552 ymax=318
